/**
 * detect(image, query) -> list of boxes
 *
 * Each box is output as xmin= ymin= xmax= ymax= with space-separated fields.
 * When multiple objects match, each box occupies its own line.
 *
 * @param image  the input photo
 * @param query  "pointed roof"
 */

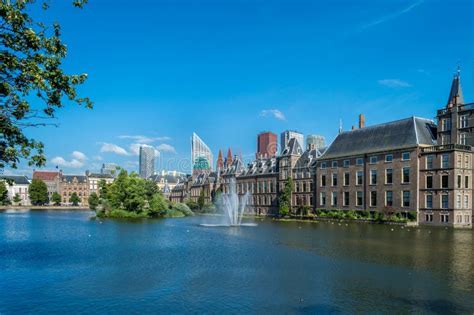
xmin=447 ymin=71 xmax=464 ymax=107
xmin=216 ymin=149 xmax=224 ymax=169
xmin=227 ymin=148 xmax=233 ymax=161
xmin=281 ymin=138 xmax=303 ymax=156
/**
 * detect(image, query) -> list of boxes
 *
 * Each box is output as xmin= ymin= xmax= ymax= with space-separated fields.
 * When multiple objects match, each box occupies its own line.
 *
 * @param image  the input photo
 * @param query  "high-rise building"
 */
xmin=280 ymin=130 xmax=304 ymax=153
xmin=306 ymin=135 xmax=326 ymax=150
xmin=257 ymin=131 xmax=277 ymax=159
xmin=191 ymin=132 xmax=213 ymax=176
xmin=139 ymin=146 xmax=155 ymax=179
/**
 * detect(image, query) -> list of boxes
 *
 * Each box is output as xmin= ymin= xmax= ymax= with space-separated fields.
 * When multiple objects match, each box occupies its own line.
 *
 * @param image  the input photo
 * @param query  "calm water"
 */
xmin=0 ymin=210 xmax=473 ymax=314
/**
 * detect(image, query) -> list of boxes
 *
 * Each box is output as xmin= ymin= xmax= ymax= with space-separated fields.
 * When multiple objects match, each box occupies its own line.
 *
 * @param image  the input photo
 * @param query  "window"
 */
xmin=331 ymin=192 xmax=337 ymax=206
xmin=356 ymin=171 xmax=363 ymax=185
xmin=441 ymin=175 xmax=449 ymax=189
xmin=369 ymin=156 xmax=378 ymax=164
xmin=465 ymin=176 xmax=470 ymax=189
xmin=320 ymin=162 xmax=327 ymax=169
xmin=460 ymin=133 xmax=467 ymax=145
xmin=425 ymin=213 xmax=433 ymax=222
xmin=343 ymin=160 xmax=350 ymax=168
xmin=402 ymin=167 xmax=410 ymax=184
xmin=370 ymin=191 xmax=377 ymax=207
xmin=344 ymin=172 xmax=350 ymax=186
xmin=426 ymin=155 xmax=434 ymax=169
xmin=386 ymin=191 xmax=393 ymax=207
xmin=321 ymin=175 xmax=326 ymax=187
xmin=460 ymin=115 xmax=468 ymax=128
xmin=385 ymin=154 xmax=393 ymax=162
xmin=426 ymin=175 xmax=433 ymax=189
xmin=442 ymin=154 xmax=449 ymax=168
xmin=426 ymin=194 xmax=433 ymax=208
xmin=356 ymin=158 xmax=363 ymax=166
xmin=441 ymin=213 xmax=449 ymax=223
xmin=332 ymin=174 xmax=338 ymax=186
xmin=465 ymin=215 xmax=471 ymax=223
xmin=343 ymin=192 xmax=349 ymax=206
xmin=456 ymin=194 xmax=462 ymax=209
xmin=320 ymin=192 xmax=326 ymax=206
xmin=403 ymin=191 xmax=410 ymax=207
xmin=441 ymin=195 xmax=449 ymax=209
xmin=464 ymin=195 xmax=469 ymax=209
xmin=457 ymin=175 xmax=462 ymax=189
xmin=402 ymin=152 xmax=410 ymax=161
xmin=356 ymin=191 xmax=363 ymax=206
xmin=465 ymin=155 xmax=470 ymax=169
xmin=385 ymin=169 xmax=393 ymax=184
xmin=332 ymin=161 xmax=338 ymax=168
xmin=370 ymin=170 xmax=377 ymax=185
xmin=441 ymin=118 xmax=451 ymax=131
xmin=457 ymin=154 xmax=462 ymax=168
xmin=456 ymin=215 xmax=463 ymax=223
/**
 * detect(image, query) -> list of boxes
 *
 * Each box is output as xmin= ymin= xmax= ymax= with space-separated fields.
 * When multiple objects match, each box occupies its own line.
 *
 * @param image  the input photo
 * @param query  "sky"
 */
xmin=5 ymin=0 xmax=474 ymax=176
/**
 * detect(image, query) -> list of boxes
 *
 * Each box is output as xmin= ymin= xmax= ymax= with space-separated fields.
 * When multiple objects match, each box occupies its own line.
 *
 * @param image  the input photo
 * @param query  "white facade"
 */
xmin=0 ymin=176 xmax=31 ymax=206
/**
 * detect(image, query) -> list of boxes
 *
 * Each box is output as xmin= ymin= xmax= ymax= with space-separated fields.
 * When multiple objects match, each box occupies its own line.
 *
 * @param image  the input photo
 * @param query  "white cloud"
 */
xmin=260 ymin=109 xmax=286 ymax=121
xmin=118 ymin=135 xmax=171 ymax=144
xmin=359 ymin=0 xmax=424 ymax=32
xmin=71 ymin=151 xmax=87 ymax=161
xmin=99 ymin=143 xmax=129 ymax=156
xmin=129 ymin=143 xmax=160 ymax=157
xmin=93 ymin=155 xmax=103 ymax=161
xmin=51 ymin=156 xmax=84 ymax=168
xmin=378 ymin=79 xmax=412 ymax=88
xmin=156 ymin=143 xmax=177 ymax=154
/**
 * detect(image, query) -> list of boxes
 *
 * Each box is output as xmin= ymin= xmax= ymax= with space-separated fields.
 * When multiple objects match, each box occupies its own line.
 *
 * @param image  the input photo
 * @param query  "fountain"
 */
xmin=200 ymin=179 xmax=257 ymax=227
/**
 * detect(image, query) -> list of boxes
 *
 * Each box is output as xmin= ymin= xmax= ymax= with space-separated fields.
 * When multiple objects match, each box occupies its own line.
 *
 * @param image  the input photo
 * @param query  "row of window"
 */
xmin=320 ymin=152 xmax=411 ymax=169
xmin=232 ymin=181 xmax=276 ymax=194
xmin=425 ymin=174 xmax=470 ymax=189
xmin=321 ymin=168 xmax=411 ymax=187
xmin=319 ymin=191 xmax=411 ymax=208
xmin=440 ymin=115 xmax=469 ymax=132
xmin=425 ymin=213 xmax=471 ymax=224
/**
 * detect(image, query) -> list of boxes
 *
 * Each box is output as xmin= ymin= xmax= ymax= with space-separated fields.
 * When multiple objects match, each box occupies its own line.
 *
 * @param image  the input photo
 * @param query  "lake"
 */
xmin=0 ymin=210 xmax=473 ymax=314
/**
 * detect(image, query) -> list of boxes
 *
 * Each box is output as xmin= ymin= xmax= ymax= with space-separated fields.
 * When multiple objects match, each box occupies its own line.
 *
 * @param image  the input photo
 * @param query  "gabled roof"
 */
xmin=0 ymin=175 xmax=30 ymax=185
xmin=281 ymin=138 xmax=303 ymax=156
xmin=33 ymin=171 xmax=60 ymax=181
xmin=240 ymin=157 xmax=278 ymax=177
xmin=320 ymin=117 xmax=437 ymax=160
xmin=148 ymin=174 xmax=185 ymax=184
xmin=294 ymin=148 xmax=322 ymax=169
xmin=88 ymin=173 xmax=114 ymax=179
xmin=447 ymin=73 xmax=464 ymax=107
xmin=62 ymin=175 xmax=87 ymax=184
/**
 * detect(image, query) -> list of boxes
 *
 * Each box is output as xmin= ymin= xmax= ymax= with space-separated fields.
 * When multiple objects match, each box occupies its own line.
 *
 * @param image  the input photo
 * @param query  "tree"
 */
xmin=51 ymin=192 xmax=61 ymax=206
xmin=148 ymin=193 xmax=169 ymax=217
xmin=0 ymin=181 xmax=9 ymax=205
xmin=88 ymin=192 xmax=99 ymax=210
xmin=197 ymin=189 xmax=205 ymax=211
xmin=69 ymin=192 xmax=80 ymax=206
xmin=0 ymin=0 xmax=91 ymax=170
xmin=98 ymin=179 xmax=108 ymax=199
xmin=13 ymin=193 xmax=21 ymax=205
xmin=29 ymin=179 xmax=48 ymax=205
xmin=279 ymin=177 xmax=294 ymax=217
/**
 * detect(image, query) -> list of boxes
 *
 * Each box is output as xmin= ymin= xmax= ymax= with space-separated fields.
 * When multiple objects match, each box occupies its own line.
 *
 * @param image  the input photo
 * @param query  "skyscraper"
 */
xmin=191 ymin=132 xmax=213 ymax=176
xmin=257 ymin=131 xmax=277 ymax=158
xmin=280 ymin=130 xmax=304 ymax=153
xmin=306 ymin=135 xmax=326 ymax=150
xmin=139 ymin=146 xmax=155 ymax=179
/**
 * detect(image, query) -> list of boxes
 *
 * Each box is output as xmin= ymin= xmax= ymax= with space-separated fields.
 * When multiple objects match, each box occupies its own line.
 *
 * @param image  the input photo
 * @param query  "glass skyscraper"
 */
xmin=139 ymin=146 xmax=155 ymax=179
xmin=191 ymin=132 xmax=213 ymax=175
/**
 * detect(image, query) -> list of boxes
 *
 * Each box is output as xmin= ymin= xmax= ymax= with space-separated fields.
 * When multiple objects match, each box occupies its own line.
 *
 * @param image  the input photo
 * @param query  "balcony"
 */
xmin=437 ymin=103 xmax=474 ymax=116
xmin=422 ymin=144 xmax=473 ymax=153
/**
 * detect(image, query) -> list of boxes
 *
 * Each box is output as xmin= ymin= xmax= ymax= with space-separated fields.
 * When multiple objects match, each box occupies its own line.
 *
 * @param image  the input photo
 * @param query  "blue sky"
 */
xmin=7 ymin=0 xmax=474 ymax=175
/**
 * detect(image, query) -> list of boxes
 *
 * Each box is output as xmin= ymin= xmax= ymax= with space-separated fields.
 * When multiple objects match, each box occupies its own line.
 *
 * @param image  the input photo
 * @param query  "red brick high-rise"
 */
xmin=257 ymin=131 xmax=277 ymax=159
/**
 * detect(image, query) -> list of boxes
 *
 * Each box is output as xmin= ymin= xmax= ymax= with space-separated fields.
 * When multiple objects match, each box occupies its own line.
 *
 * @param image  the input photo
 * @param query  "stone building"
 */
xmin=59 ymin=175 xmax=89 ymax=206
xmin=87 ymin=172 xmax=114 ymax=196
xmin=149 ymin=172 xmax=187 ymax=198
xmin=32 ymin=170 xmax=61 ymax=201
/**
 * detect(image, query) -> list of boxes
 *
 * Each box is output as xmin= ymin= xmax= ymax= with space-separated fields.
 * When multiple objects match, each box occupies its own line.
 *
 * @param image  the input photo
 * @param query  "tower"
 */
xmin=139 ymin=146 xmax=155 ymax=179
xmin=216 ymin=149 xmax=224 ymax=171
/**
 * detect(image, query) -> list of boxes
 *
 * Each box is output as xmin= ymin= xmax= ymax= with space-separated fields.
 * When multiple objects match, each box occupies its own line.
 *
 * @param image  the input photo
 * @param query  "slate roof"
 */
xmin=223 ymin=156 xmax=244 ymax=176
xmin=281 ymin=138 xmax=303 ymax=156
xmin=88 ymin=173 xmax=114 ymax=179
xmin=320 ymin=117 xmax=437 ymax=160
xmin=0 ymin=175 xmax=30 ymax=185
xmin=61 ymin=175 xmax=88 ymax=184
xmin=240 ymin=157 xmax=278 ymax=177
xmin=447 ymin=74 xmax=464 ymax=106
xmin=33 ymin=171 xmax=60 ymax=181
xmin=148 ymin=174 xmax=185 ymax=184
xmin=294 ymin=148 xmax=323 ymax=169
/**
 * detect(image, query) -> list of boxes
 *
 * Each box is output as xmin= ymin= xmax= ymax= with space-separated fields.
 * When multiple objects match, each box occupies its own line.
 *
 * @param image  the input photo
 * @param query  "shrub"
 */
xmin=186 ymin=200 xmax=199 ymax=211
xmin=172 ymin=203 xmax=194 ymax=216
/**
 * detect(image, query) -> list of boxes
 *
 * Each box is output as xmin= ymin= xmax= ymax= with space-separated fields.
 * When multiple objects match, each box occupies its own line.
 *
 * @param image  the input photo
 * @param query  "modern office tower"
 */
xmin=101 ymin=163 xmax=119 ymax=176
xmin=280 ymin=130 xmax=304 ymax=153
xmin=306 ymin=134 xmax=326 ymax=150
xmin=191 ymin=132 xmax=213 ymax=176
xmin=257 ymin=131 xmax=277 ymax=159
xmin=139 ymin=146 xmax=155 ymax=179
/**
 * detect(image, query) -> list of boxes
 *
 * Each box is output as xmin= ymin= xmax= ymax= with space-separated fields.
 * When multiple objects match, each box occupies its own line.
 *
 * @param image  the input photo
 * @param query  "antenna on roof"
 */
xmin=339 ymin=119 xmax=343 ymax=134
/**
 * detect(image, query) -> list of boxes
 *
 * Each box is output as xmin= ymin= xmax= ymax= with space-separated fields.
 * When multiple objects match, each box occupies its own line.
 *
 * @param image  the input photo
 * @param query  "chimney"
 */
xmin=359 ymin=114 xmax=365 ymax=129
xmin=352 ymin=125 xmax=356 ymax=130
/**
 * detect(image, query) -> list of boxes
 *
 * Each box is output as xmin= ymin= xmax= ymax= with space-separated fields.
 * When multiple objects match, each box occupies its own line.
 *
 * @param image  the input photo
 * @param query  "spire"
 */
xmin=446 ymin=66 xmax=464 ymax=108
xmin=216 ymin=149 xmax=224 ymax=170
xmin=227 ymin=148 xmax=233 ymax=163
xmin=339 ymin=119 xmax=343 ymax=134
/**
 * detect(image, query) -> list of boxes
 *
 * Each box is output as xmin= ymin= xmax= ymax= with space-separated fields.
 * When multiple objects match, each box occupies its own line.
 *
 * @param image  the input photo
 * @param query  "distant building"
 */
xmin=149 ymin=170 xmax=187 ymax=197
xmin=306 ymin=135 xmax=326 ymax=150
xmin=59 ymin=175 xmax=89 ymax=206
xmin=216 ymin=149 xmax=224 ymax=172
xmin=139 ymin=146 xmax=155 ymax=179
xmin=257 ymin=131 xmax=277 ymax=159
xmin=101 ymin=163 xmax=119 ymax=177
xmin=32 ymin=170 xmax=60 ymax=201
xmin=191 ymin=133 xmax=213 ymax=176
xmin=281 ymin=130 xmax=304 ymax=154
xmin=0 ymin=175 xmax=31 ymax=206
xmin=86 ymin=172 xmax=114 ymax=196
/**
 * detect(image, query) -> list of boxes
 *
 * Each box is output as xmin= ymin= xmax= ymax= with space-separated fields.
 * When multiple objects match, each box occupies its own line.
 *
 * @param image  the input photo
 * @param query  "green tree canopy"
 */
xmin=13 ymin=193 xmax=21 ymax=204
xmin=88 ymin=192 xmax=99 ymax=210
xmin=0 ymin=0 xmax=91 ymax=170
xmin=279 ymin=177 xmax=293 ymax=217
xmin=51 ymin=191 xmax=61 ymax=206
xmin=0 ymin=181 xmax=9 ymax=205
xmin=197 ymin=189 xmax=205 ymax=211
xmin=28 ymin=178 xmax=48 ymax=205
xmin=69 ymin=192 xmax=80 ymax=206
